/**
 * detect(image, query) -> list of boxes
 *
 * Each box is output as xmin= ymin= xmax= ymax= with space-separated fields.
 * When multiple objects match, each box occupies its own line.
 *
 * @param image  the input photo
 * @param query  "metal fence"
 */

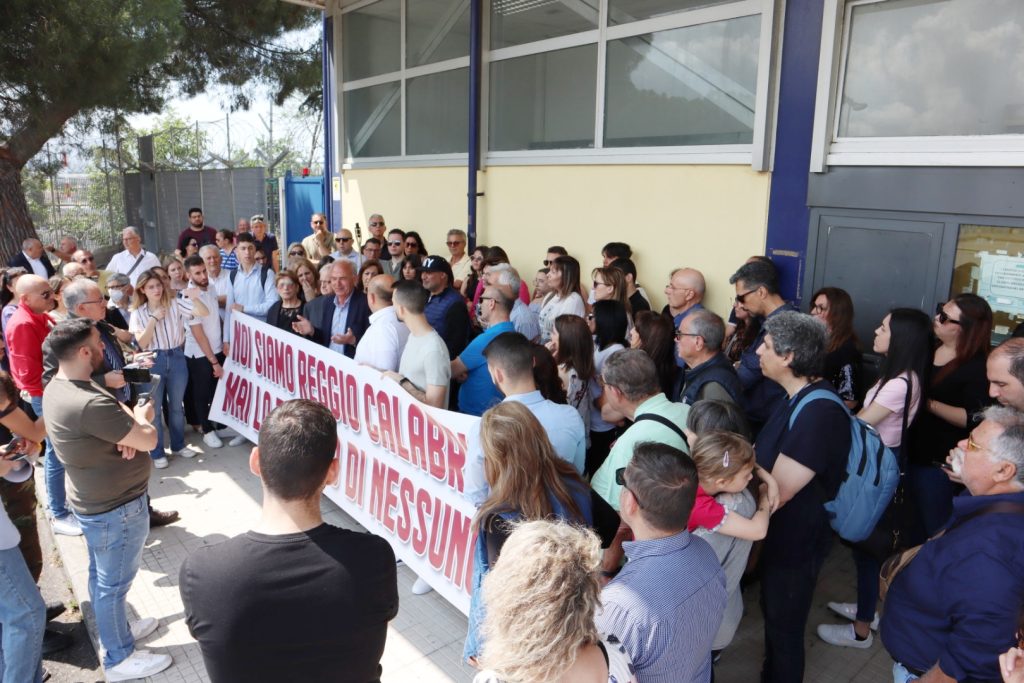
xmin=124 ymin=167 xmax=267 ymax=255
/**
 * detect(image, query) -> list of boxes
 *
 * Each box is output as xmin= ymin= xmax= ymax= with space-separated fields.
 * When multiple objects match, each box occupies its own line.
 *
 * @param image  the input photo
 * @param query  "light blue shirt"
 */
xmin=329 ymin=295 xmax=352 ymax=355
xmin=597 ymin=531 xmax=726 ymax=683
xmin=463 ymin=389 xmax=586 ymax=504
xmin=223 ymin=264 xmax=279 ymax=343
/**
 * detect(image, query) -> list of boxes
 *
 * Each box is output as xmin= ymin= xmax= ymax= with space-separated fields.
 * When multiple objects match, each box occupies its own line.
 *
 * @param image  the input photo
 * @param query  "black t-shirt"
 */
xmin=180 ymin=523 xmax=398 ymax=683
xmin=754 ymin=380 xmax=851 ymax=562
xmin=907 ymin=353 xmax=991 ymax=466
xmin=822 ymin=337 xmax=862 ymax=403
xmin=629 ymin=290 xmax=651 ymax=314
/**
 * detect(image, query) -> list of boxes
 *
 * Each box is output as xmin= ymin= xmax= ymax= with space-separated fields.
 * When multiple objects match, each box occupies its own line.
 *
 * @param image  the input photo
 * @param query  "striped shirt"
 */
xmin=220 ymin=248 xmax=239 ymax=271
xmin=129 ymin=300 xmax=195 ymax=351
xmin=596 ymin=531 xmax=726 ymax=683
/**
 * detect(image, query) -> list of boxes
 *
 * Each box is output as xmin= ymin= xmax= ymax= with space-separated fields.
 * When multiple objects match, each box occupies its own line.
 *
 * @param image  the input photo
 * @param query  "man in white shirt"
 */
xmin=446 ymin=229 xmax=472 ymax=291
xmin=180 ymin=256 xmax=225 ymax=449
xmin=105 ymin=227 xmax=161 ymax=286
xmin=200 ymin=245 xmax=231 ymax=325
xmin=354 ymin=274 xmax=409 ymax=373
xmin=330 ymin=228 xmax=362 ymax=270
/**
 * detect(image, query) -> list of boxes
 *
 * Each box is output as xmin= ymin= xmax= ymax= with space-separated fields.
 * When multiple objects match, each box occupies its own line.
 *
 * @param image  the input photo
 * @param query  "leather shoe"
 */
xmin=42 ymin=628 xmax=71 ymax=655
xmin=45 ymin=601 xmax=66 ymax=622
xmin=149 ymin=509 xmax=179 ymax=527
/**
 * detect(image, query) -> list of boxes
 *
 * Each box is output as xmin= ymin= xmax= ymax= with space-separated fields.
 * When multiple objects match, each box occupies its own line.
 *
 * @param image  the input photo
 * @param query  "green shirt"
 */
xmin=591 ymin=393 xmax=690 ymax=510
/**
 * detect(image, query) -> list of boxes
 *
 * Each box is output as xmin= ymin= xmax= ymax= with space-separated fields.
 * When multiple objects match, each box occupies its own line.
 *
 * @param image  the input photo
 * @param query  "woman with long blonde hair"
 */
xmin=474 ymin=521 xmax=637 ymax=683
xmin=464 ymin=401 xmax=592 ymax=665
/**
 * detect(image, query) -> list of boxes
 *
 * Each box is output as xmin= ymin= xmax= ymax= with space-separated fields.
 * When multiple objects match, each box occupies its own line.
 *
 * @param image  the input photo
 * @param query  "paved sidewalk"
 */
xmin=46 ymin=430 xmax=891 ymax=682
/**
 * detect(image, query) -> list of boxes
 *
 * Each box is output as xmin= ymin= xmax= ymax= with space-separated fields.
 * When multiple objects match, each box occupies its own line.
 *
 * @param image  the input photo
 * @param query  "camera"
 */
xmin=122 ymin=364 xmax=152 ymax=385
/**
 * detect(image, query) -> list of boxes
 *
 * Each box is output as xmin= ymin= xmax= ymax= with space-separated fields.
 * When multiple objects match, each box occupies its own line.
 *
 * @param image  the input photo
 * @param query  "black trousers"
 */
xmin=759 ymin=526 xmax=832 ymax=683
xmin=185 ymin=353 xmax=225 ymax=434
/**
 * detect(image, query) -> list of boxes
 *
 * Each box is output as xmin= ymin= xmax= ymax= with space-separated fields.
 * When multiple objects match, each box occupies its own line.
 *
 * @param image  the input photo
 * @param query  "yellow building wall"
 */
xmin=340 ymin=164 xmax=771 ymax=317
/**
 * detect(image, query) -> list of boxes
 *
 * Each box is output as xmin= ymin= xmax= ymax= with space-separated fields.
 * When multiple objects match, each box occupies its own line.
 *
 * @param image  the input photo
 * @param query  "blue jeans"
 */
xmin=30 ymin=395 xmax=69 ymax=519
xmin=74 ymin=495 xmax=149 ymax=668
xmin=0 ymin=546 xmax=45 ymax=683
xmin=147 ymin=348 xmax=187 ymax=458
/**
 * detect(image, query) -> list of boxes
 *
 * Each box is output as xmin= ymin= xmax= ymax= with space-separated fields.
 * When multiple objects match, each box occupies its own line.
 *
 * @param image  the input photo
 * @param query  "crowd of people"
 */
xmin=1 ymin=208 xmax=1023 ymax=683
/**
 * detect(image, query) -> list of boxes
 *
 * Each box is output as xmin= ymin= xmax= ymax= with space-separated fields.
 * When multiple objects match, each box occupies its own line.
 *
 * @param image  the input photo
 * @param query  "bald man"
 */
xmin=354 ymin=274 xmax=410 ymax=372
xmin=662 ymin=267 xmax=706 ymax=368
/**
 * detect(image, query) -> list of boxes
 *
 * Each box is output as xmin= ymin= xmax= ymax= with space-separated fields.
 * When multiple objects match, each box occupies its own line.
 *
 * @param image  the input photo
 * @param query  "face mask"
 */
xmin=109 ymin=289 xmax=125 ymax=304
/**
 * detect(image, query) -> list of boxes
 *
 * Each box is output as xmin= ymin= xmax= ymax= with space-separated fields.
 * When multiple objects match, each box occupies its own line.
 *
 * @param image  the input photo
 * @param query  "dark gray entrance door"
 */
xmin=805 ymin=212 xmax=956 ymax=346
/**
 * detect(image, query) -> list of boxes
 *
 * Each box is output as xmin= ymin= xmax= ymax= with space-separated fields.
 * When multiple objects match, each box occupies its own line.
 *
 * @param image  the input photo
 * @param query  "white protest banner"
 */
xmin=210 ymin=313 xmax=480 ymax=615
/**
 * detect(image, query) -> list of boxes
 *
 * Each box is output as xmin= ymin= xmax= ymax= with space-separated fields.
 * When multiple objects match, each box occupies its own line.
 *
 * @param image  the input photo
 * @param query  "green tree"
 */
xmin=0 ymin=0 xmax=320 ymax=261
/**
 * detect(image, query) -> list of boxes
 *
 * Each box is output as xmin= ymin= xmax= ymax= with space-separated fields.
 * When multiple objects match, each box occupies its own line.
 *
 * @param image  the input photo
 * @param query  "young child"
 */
xmin=689 ymin=430 xmax=778 ymax=540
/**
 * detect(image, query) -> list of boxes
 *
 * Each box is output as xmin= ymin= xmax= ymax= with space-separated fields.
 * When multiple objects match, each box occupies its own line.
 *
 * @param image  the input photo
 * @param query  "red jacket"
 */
xmin=7 ymin=303 xmax=52 ymax=397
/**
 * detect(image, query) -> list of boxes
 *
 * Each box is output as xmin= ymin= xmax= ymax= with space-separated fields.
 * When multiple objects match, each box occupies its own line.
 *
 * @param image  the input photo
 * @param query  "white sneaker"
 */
xmin=411 ymin=577 xmax=434 ymax=595
xmin=202 ymin=432 xmax=223 ymax=448
xmin=172 ymin=448 xmax=196 ymax=459
xmin=105 ymin=650 xmax=172 ymax=681
xmin=816 ymin=623 xmax=873 ymax=649
xmin=228 ymin=435 xmax=248 ymax=447
xmin=130 ymin=617 xmax=159 ymax=641
xmin=152 ymin=457 xmax=169 ymax=469
xmin=826 ymin=601 xmax=880 ymax=631
xmin=51 ymin=515 xmax=83 ymax=536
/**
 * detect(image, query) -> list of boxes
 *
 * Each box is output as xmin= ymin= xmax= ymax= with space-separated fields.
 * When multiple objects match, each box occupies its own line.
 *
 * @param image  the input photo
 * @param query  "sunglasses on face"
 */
xmin=735 ymin=288 xmax=758 ymax=304
xmin=935 ymin=303 xmax=962 ymax=326
xmin=289 ymin=251 xmax=305 ymax=257
xmin=336 ymin=237 xmax=352 ymax=242
xmin=388 ymin=240 xmax=403 ymax=247
xmin=369 ymin=221 xmax=383 ymax=227
xmin=446 ymin=241 xmax=463 ymax=246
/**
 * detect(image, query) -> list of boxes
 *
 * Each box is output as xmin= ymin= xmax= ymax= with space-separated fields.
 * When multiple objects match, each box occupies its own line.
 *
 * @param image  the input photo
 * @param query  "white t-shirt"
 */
xmin=399 ymin=331 xmax=451 ymax=407
xmin=538 ymin=292 xmax=585 ymax=343
xmin=354 ymin=306 xmax=409 ymax=372
xmin=179 ymin=287 xmax=222 ymax=358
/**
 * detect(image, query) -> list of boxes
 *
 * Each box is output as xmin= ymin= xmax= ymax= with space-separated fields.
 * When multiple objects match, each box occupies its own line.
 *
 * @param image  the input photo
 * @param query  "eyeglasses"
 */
xmin=675 ymin=330 xmax=701 ymax=340
xmin=735 ymin=288 xmax=758 ymax=304
xmin=614 ymin=468 xmax=643 ymax=508
xmin=312 ymin=220 xmax=325 ymax=224
xmin=935 ymin=303 xmax=962 ymax=326
xmin=593 ymin=281 xmax=608 ymax=288
xmin=369 ymin=221 xmax=383 ymax=227
xmin=811 ymin=304 xmax=828 ymax=314
xmin=336 ymin=237 xmax=352 ymax=242
xmin=446 ymin=241 xmax=463 ymax=246
xmin=966 ymin=433 xmax=982 ymax=451
xmin=36 ymin=290 xmax=53 ymax=299
xmin=388 ymin=240 xmax=403 ymax=247
xmin=479 ymin=296 xmax=494 ymax=303
xmin=288 ymin=251 xmax=305 ymax=257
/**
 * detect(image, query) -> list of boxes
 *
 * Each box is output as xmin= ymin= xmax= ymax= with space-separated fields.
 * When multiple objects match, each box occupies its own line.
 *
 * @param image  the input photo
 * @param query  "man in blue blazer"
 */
xmin=293 ymin=260 xmax=370 ymax=358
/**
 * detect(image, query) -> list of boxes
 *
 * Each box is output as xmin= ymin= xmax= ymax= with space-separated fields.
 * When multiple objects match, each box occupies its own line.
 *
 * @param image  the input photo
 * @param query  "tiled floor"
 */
xmin=47 ymin=432 xmax=891 ymax=682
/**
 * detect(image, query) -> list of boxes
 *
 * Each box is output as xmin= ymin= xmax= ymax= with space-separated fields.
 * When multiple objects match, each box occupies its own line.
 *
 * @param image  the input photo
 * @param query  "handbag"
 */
xmin=852 ymin=377 xmax=918 ymax=560
xmin=879 ymin=500 xmax=1024 ymax=603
